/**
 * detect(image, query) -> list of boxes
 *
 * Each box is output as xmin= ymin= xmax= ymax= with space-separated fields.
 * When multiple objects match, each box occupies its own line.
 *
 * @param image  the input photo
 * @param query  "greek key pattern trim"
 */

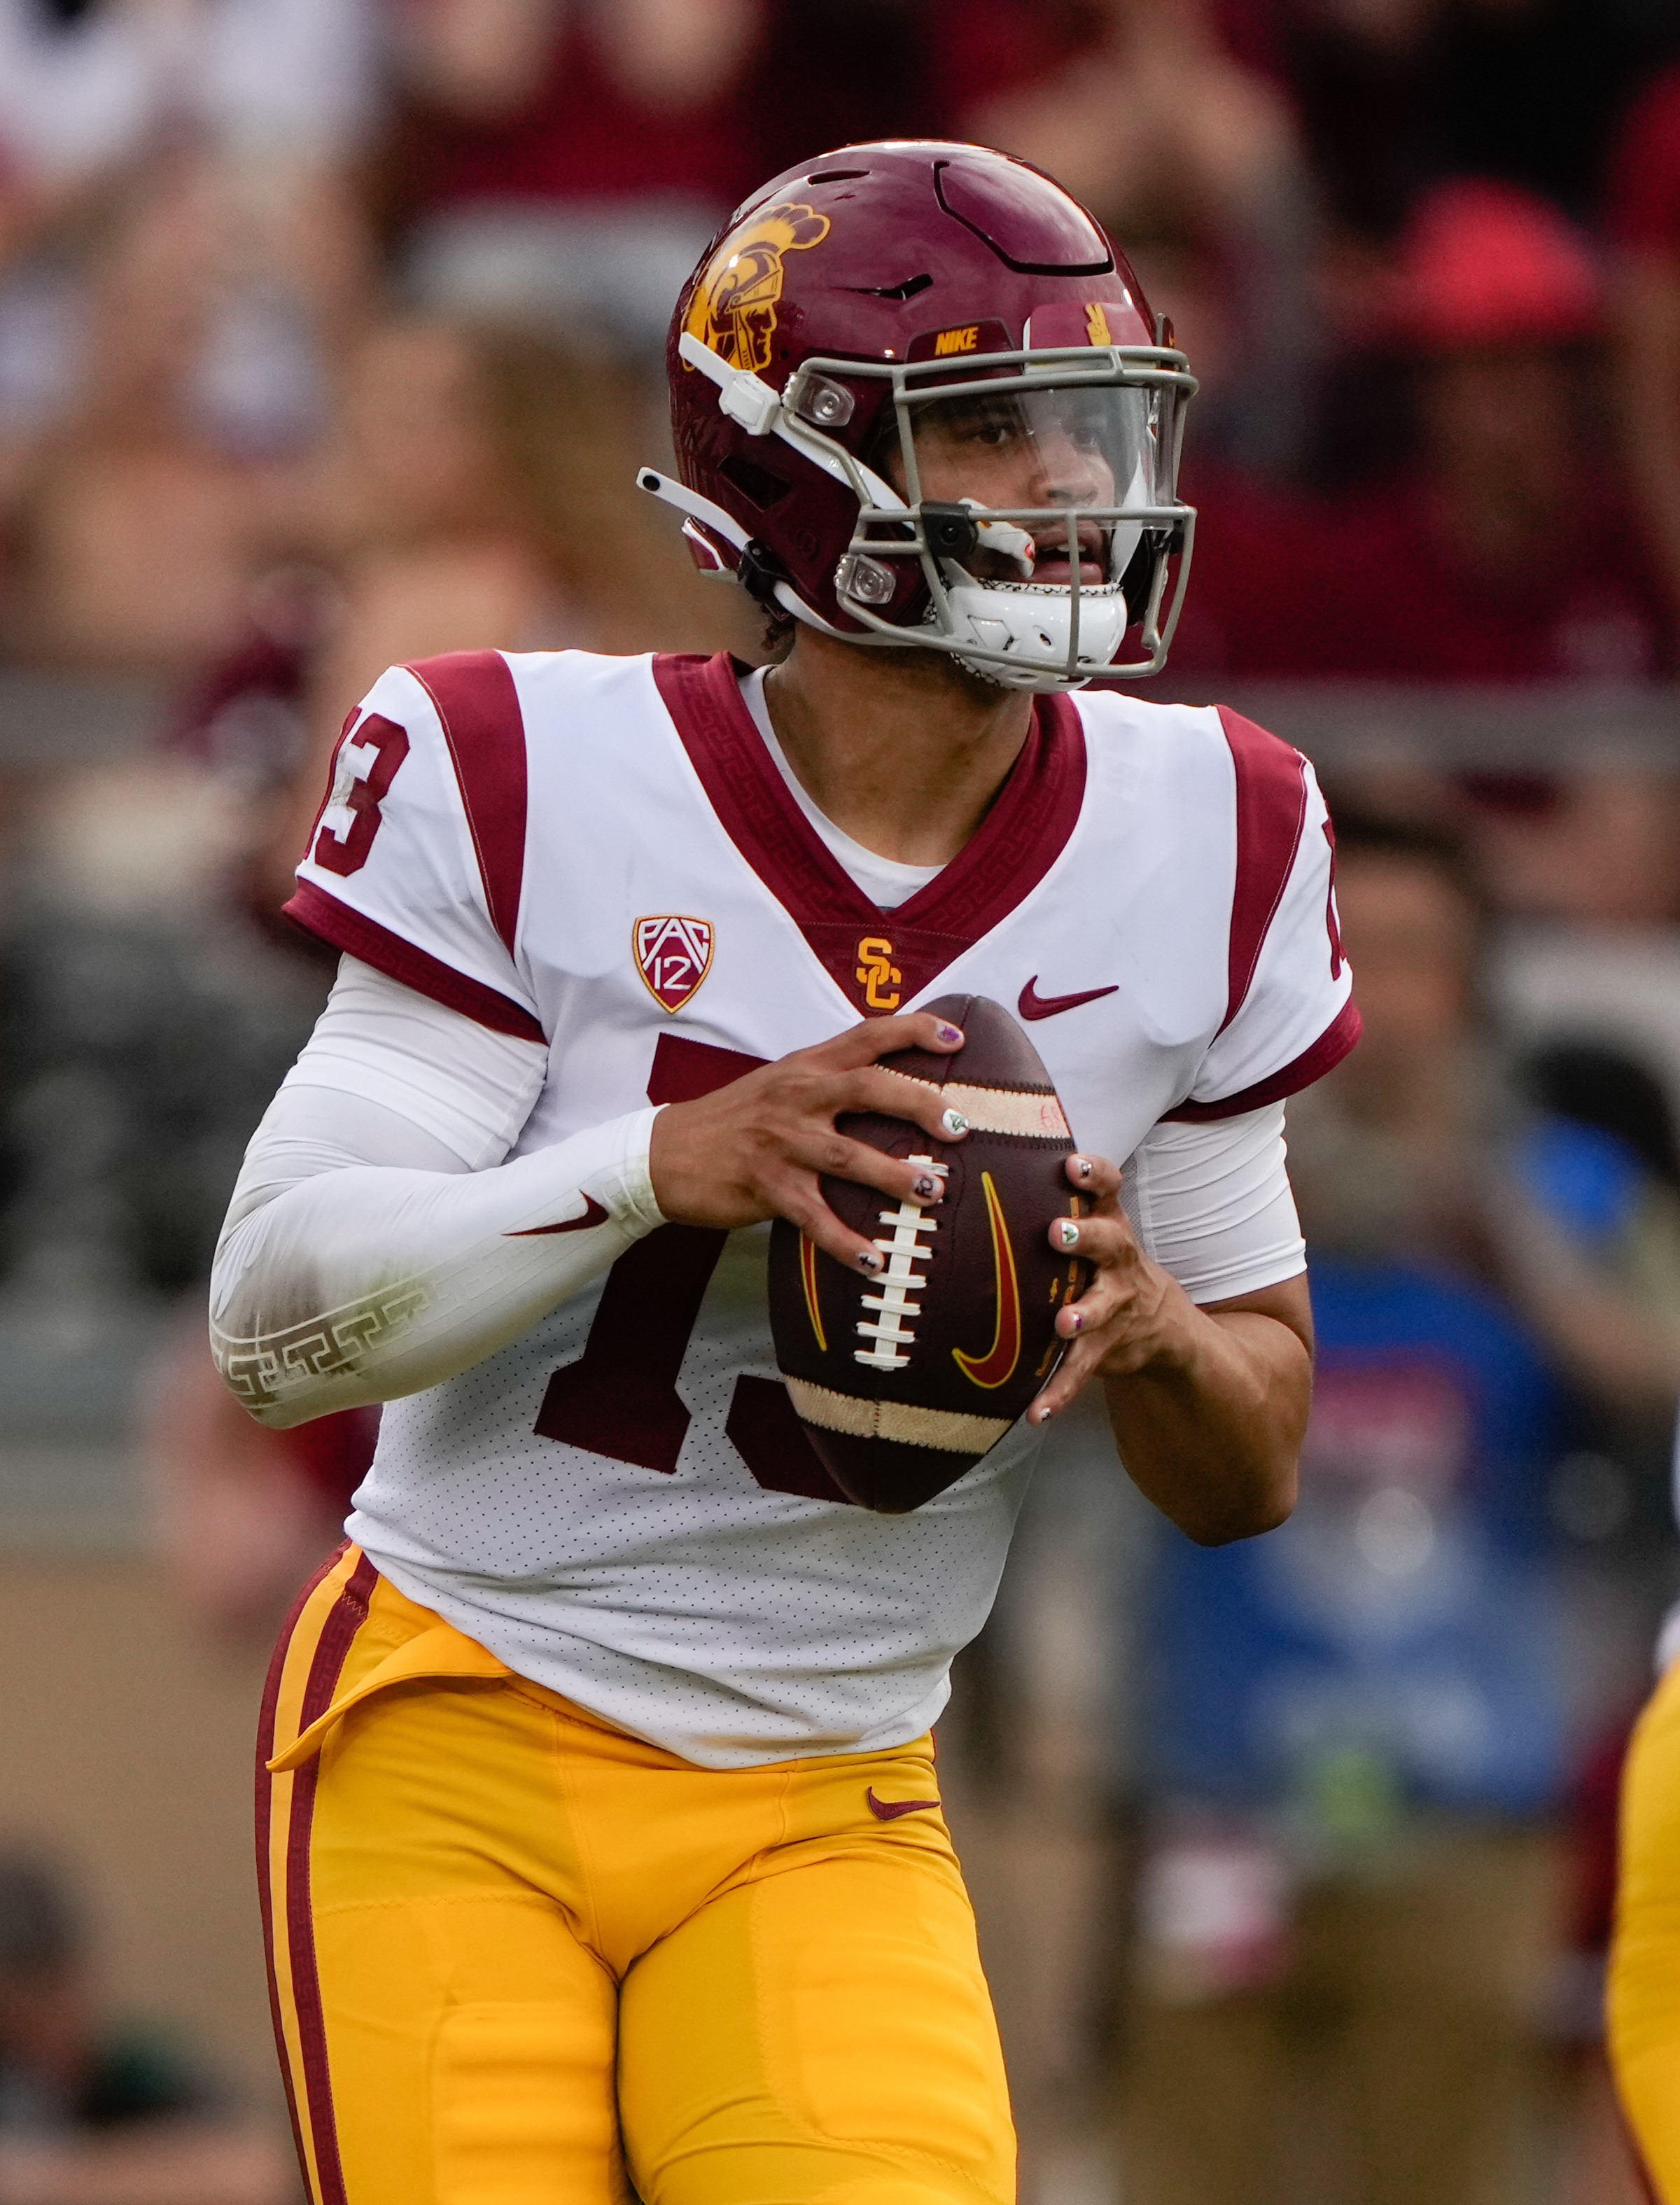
xmin=213 ymin=1280 xmax=429 ymax=1413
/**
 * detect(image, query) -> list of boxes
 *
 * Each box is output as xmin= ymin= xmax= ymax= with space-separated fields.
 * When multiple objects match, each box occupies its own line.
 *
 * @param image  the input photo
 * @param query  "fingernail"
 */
xmin=941 ymin=1108 xmax=969 ymax=1137
xmin=1056 ymin=1219 xmax=1080 ymax=1250
xmin=937 ymin=1023 xmax=964 ymax=1045
xmin=857 ymin=1248 xmax=883 ymax=1273
xmin=1073 ymin=1156 xmax=1093 ymax=1180
xmin=913 ymin=1174 xmax=939 ymax=1200
xmin=1067 ymin=1308 xmax=1084 ymax=1332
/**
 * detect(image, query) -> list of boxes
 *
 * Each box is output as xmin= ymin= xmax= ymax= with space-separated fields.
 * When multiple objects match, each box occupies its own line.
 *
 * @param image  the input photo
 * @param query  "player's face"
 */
xmin=896 ymin=385 xmax=1146 ymax=585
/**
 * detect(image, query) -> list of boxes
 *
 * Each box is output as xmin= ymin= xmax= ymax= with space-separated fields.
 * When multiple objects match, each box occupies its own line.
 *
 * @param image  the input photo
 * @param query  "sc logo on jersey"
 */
xmin=855 ymin=936 xmax=902 ymax=1012
xmin=635 ymin=916 xmax=714 ymax=1012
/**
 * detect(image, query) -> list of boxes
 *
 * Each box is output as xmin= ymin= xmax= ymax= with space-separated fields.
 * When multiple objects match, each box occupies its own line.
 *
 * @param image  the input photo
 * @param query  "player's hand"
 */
xmin=1028 ymin=1152 xmax=1199 ymax=1422
xmin=648 ymin=1012 xmax=971 ymax=1272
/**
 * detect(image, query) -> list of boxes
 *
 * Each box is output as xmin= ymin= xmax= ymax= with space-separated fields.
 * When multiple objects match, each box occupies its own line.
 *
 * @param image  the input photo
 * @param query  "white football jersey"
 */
xmin=287 ymin=648 xmax=1357 ymax=1768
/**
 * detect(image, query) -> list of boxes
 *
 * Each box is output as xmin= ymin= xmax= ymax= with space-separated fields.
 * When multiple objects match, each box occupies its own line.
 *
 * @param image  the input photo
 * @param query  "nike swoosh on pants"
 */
xmin=1017 ymin=976 xmax=1120 ymax=1021
xmin=866 ymin=1786 xmax=941 ymax=1821
xmin=506 ymin=1196 xmax=610 ymax=1238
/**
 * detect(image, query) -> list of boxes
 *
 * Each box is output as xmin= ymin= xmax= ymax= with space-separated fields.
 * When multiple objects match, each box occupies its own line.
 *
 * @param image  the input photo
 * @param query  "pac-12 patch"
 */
xmin=635 ymin=916 xmax=714 ymax=1011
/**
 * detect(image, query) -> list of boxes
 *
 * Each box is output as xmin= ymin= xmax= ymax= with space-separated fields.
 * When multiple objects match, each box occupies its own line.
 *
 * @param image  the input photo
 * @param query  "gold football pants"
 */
xmin=1611 ymin=1652 xmax=1680 ymax=2200
xmin=258 ymin=1546 xmax=1016 ymax=2204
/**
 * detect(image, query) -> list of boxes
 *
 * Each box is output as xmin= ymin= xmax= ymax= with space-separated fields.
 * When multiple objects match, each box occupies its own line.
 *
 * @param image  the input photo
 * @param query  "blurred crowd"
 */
xmin=2 ymin=2 xmax=1680 ymax=2202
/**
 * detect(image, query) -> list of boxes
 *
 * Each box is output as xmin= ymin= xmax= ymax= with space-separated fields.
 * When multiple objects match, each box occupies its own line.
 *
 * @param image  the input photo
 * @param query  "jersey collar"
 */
xmin=652 ymin=652 xmax=1087 ymax=1018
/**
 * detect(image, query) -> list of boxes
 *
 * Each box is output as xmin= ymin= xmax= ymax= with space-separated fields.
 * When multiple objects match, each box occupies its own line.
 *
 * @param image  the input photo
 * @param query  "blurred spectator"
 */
xmin=1426 ymin=0 xmax=1680 ymax=225
xmin=0 ymin=0 xmax=376 ymax=196
xmin=1270 ymin=0 xmax=1680 ymax=245
xmin=1553 ymin=1721 xmax=1651 ymax=2205
xmin=1516 ymin=1040 xmax=1680 ymax=1427
xmin=1265 ymin=0 xmax=1441 ymax=247
xmin=1609 ymin=61 xmax=1680 ymax=637
xmin=142 ymin=1316 xmax=374 ymax=1642
xmin=1454 ymin=771 xmax=1680 ymax=928
xmin=379 ymin=0 xmax=1096 ymax=356
xmin=0 ymin=1850 xmax=290 ymax=2203
xmin=1173 ymin=179 xmax=1674 ymax=680
xmin=0 ymin=0 xmax=382 ymax=669
xmin=1117 ymin=816 xmax=1574 ymax=2205
xmin=2 ymin=154 xmax=288 ymax=669
xmin=976 ymin=0 xmax=1321 ymax=479
xmin=382 ymin=0 xmax=766 ymax=350
xmin=257 ymin=312 xmax=743 ymax=908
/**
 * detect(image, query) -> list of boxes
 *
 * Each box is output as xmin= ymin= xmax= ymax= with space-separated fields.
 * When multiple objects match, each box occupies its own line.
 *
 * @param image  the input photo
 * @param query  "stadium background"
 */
xmin=4 ymin=1 xmax=1680 ymax=2199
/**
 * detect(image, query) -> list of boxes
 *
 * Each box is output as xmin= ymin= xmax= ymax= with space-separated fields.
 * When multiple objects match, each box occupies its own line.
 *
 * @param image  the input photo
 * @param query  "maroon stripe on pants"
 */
xmin=257 ymin=1546 xmax=377 ymax=2205
xmin=255 ymin=1544 xmax=352 ymax=2179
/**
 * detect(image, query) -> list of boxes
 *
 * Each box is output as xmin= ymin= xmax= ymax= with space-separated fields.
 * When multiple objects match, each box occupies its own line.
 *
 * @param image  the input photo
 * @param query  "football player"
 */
xmin=214 ymin=144 xmax=1358 ymax=2204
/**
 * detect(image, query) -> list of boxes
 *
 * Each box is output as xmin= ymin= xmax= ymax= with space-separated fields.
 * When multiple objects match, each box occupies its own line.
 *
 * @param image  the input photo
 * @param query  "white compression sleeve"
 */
xmin=210 ymin=961 xmax=664 ymax=1429
xmin=1120 ymin=1102 xmax=1305 ymax=1305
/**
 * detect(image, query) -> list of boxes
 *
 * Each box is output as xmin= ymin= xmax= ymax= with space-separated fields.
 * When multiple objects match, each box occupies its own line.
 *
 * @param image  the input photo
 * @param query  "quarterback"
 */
xmin=214 ymin=144 xmax=1357 ymax=2204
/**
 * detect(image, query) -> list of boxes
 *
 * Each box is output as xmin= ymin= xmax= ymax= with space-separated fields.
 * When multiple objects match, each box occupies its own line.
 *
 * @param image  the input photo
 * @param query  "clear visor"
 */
xmin=896 ymin=381 xmax=1160 ymax=584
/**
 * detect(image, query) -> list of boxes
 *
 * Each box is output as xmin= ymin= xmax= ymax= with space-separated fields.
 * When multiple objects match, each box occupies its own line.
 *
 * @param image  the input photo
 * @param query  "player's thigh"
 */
xmin=1610 ymin=1661 xmax=1680 ymax=2201
xmin=618 ymin=1835 xmax=1015 ymax=2205
xmin=282 ymin=1684 xmax=631 ymax=2205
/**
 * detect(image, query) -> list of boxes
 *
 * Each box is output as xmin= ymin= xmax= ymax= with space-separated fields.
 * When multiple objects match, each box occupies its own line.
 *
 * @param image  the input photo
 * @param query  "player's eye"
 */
xmin=926 ymin=400 xmax=1023 ymax=449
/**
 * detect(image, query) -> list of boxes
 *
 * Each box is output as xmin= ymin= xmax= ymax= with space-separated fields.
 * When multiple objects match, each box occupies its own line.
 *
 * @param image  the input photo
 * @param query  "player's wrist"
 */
xmin=615 ymin=1104 xmax=670 ymax=1231
xmin=646 ymin=1101 xmax=714 ymax=1226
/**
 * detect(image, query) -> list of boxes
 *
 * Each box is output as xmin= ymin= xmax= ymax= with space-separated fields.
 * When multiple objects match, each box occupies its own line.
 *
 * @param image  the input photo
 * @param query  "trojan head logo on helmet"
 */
xmin=640 ymin=141 xmax=1198 ymax=692
xmin=683 ymin=202 xmax=832 ymax=375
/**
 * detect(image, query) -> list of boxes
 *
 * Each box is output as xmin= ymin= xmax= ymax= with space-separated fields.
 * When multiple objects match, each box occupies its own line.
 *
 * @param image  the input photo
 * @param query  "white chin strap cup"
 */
xmin=943 ymin=580 xmax=1130 ymax=688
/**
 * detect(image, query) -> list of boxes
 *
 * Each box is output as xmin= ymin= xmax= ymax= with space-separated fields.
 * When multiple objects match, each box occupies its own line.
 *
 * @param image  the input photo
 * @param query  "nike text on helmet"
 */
xmin=643 ymin=141 xmax=1198 ymax=691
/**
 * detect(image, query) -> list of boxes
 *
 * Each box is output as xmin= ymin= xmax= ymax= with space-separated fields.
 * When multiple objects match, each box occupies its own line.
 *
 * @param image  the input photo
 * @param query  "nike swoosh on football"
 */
xmin=866 ymin=1786 xmax=941 ymax=1821
xmin=506 ymin=1196 xmax=610 ymax=1238
xmin=1018 ymin=976 xmax=1120 ymax=1021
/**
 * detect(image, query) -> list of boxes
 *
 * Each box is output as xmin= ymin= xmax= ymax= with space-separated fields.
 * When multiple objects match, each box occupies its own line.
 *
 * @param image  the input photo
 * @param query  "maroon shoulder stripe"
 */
xmin=405 ymin=650 xmax=529 ymax=960
xmin=284 ymin=881 xmax=546 ymax=1045
xmin=651 ymin=652 xmax=1086 ymax=1016
xmin=1164 ymin=997 xmax=1363 ymax=1121
xmin=284 ymin=1551 xmax=377 ymax=2205
xmin=1215 ymin=704 xmax=1310 ymax=1036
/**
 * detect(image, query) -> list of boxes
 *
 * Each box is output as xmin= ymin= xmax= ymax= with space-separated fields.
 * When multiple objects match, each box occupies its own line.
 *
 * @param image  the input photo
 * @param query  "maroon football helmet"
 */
xmin=641 ymin=141 xmax=1197 ymax=690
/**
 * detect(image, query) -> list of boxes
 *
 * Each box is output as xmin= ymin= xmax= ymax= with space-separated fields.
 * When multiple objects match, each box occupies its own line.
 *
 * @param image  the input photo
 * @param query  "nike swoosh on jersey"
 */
xmin=1017 ymin=976 xmax=1120 ymax=1021
xmin=866 ymin=1786 xmax=941 ymax=1821
xmin=506 ymin=1196 xmax=610 ymax=1238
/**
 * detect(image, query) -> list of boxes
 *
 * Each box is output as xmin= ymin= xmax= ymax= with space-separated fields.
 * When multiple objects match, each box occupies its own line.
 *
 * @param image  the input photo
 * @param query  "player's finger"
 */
xmin=842 ymin=1064 xmax=973 ymax=1142
xmin=813 ymin=1011 xmax=965 ymax=1071
xmin=775 ymin=1177 xmax=892 ymax=1275
xmin=1064 ymin=1152 xmax=1121 ymax=1200
xmin=1054 ymin=1265 xmax=1137 ymax=1340
xmin=1029 ymin=1337 xmax=1107 ymax=1422
xmin=792 ymin=1131 xmax=948 ymax=1207
xmin=1045 ymin=1212 xmax=1138 ymax=1268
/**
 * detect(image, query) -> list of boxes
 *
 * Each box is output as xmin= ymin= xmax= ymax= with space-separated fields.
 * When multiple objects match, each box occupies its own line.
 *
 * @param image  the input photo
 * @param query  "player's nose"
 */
xmin=1023 ymin=429 xmax=1105 ymax=509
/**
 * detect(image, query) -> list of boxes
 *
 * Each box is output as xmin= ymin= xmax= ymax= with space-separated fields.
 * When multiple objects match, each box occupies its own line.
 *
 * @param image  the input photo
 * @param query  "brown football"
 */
xmin=768 ymin=993 xmax=1087 ymax=1513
